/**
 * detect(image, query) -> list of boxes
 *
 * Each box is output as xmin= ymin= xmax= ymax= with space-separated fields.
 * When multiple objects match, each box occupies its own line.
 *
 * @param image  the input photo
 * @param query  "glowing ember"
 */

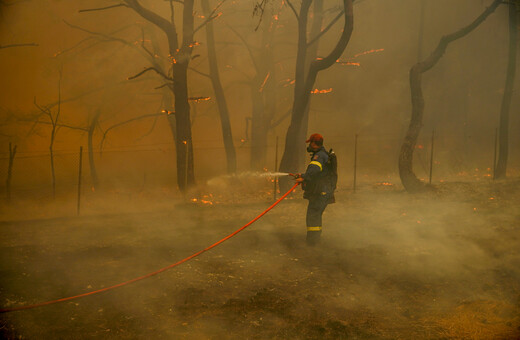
xmin=188 ymin=96 xmax=211 ymax=102
xmin=353 ymin=48 xmax=385 ymax=58
xmin=259 ymin=72 xmax=270 ymax=92
xmin=310 ymin=88 xmax=333 ymax=94
xmin=376 ymin=182 xmax=393 ymax=186
xmin=336 ymin=60 xmax=361 ymax=66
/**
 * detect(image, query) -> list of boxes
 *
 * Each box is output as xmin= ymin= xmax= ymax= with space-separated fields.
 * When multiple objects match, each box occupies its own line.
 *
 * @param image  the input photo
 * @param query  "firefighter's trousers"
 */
xmin=305 ymin=192 xmax=331 ymax=245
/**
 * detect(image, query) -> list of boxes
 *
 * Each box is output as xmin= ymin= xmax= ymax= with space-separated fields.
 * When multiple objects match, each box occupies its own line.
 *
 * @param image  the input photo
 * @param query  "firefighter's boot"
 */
xmin=306 ymin=227 xmax=322 ymax=246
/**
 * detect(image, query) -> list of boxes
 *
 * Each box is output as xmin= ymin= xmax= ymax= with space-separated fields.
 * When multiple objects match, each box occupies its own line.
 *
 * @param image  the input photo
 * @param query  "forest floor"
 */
xmin=0 ymin=177 xmax=519 ymax=339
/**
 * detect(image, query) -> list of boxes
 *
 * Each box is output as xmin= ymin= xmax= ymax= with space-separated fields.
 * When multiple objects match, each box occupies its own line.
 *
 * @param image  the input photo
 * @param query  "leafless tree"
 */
xmin=278 ymin=0 xmax=353 ymax=180
xmin=399 ymin=0 xmax=502 ymax=192
xmin=495 ymin=0 xmax=518 ymax=179
xmin=201 ymin=0 xmax=237 ymax=174
xmin=33 ymin=75 xmax=63 ymax=199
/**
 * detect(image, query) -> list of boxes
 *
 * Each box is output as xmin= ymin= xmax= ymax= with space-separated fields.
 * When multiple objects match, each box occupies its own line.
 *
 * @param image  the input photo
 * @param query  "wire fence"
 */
xmin=0 ymin=129 xmax=518 ymax=204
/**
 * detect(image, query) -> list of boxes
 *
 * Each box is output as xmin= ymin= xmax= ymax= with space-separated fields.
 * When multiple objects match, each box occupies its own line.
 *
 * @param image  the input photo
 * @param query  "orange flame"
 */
xmin=310 ymin=88 xmax=333 ymax=94
xmin=188 ymin=96 xmax=211 ymax=102
xmin=353 ymin=48 xmax=385 ymax=58
xmin=336 ymin=61 xmax=361 ymax=66
xmin=259 ymin=72 xmax=270 ymax=92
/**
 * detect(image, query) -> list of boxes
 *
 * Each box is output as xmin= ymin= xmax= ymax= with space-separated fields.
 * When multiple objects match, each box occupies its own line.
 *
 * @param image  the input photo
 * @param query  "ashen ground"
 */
xmin=0 ymin=179 xmax=519 ymax=339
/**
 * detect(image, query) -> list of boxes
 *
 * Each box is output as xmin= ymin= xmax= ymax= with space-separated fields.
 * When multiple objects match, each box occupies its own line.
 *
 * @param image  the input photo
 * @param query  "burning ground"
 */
xmin=0 ymin=178 xmax=519 ymax=339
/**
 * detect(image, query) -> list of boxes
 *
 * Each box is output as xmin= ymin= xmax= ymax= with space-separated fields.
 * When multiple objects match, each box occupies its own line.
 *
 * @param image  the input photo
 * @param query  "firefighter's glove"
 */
xmin=294 ymin=174 xmax=304 ymax=184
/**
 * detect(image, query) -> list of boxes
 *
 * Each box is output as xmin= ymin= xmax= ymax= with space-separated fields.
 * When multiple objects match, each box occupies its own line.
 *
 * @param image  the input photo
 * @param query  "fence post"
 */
xmin=6 ymin=142 xmax=17 ymax=202
xmin=353 ymin=134 xmax=358 ymax=193
xmin=493 ymin=128 xmax=498 ymax=180
xmin=429 ymin=129 xmax=435 ymax=184
xmin=273 ymin=136 xmax=279 ymax=201
xmin=77 ymin=146 xmax=83 ymax=216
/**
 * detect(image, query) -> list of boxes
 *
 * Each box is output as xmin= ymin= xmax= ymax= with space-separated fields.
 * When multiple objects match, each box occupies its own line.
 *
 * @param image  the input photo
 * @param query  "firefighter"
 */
xmin=295 ymin=133 xmax=333 ymax=246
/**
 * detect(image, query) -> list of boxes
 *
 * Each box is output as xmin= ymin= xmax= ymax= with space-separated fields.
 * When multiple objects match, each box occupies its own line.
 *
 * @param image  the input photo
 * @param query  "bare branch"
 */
xmin=225 ymin=23 xmax=259 ymax=73
xmin=128 ymin=67 xmax=173 ymax=81
xmin=0 ymin=43 xmax=38 ymax=49
xmin=140 ymin=27 xmax=155 ymax=59
xmin=100 ymin=112 xmax=165 ymax=151
xmin=188 ymin=66 xmax=210 ymax=78
xmin=285 ymin=0 xmax=299 ymax=20
xmin=194 ymin=0 xmax=226 ymax=34
xmin=154 ymin=83 xmax=173 ymax=90
xmin=17 ymin=119 xmax=88 ymax=132
xmin=79 ymin=3 xmax=129 ymax=13
xmin=63 ymin=20 xmax=129 ymax=45
xmin=124 ymin=0 xmax=175 ymax=44
xmin=307 ymin=9 xmax=344 ymax=47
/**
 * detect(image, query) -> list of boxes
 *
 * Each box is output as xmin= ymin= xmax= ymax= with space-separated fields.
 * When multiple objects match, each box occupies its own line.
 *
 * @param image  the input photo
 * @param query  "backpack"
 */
xmin=326 ymin=149 xmax=338 ymax=191
xmin=325 ymin=149 xmax=338 ymax=204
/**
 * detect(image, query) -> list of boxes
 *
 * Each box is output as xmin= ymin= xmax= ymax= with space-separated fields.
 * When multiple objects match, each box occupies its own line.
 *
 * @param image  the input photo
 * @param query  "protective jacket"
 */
xmin=302 ymin=146 xmax=333 ymax=198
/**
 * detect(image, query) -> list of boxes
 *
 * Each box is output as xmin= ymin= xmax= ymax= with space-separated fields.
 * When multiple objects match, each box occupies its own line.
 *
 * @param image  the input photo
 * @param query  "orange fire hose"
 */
xmin=0 ymin=183 xmax=299 ymax=313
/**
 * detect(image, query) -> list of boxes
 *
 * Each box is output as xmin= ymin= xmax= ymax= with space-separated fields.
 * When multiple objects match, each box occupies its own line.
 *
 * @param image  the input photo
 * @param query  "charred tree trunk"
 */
xmin=399 ymin=0 xmax=501 ymax=193
xmin=202 ymin=0 xmax=236 ymax=174
xmin=125 ymin=0 xmax=195 ymax=192
xmin=250 ymin=80 xmax=269 ymax=170
xmin=299 ymin=0 xmax=324 ymax=170
xmin=495 ymin=1 xmax=518 ymax=179
xmin=88 ymin=110 xmax=101 ymax=189
xmin=279 ymin=0 xmax=353 ymax=182
xmin=173 ymin=62 xmax=195 ymax=190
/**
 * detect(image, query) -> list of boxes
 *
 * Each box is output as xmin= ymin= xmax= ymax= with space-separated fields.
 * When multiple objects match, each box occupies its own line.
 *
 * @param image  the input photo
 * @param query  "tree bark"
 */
xmin=399 ymin=0 xmax=502 ymax=192
xmin=88 ymin=109 xmax=101 ymax=189
xmin=279 ymin=0 xmax=353 ymax=179
xmin=202 ymin=0 xmax=237 ymax=174
xmin=125 ymin=0 xmax=195 ymax=192
xmin=495 ymin=1 xmax=517 ymax=179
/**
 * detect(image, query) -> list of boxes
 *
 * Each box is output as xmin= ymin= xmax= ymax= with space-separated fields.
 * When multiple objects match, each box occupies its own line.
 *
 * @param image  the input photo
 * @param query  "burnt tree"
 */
xmin=228 ymin=6 xmax=283 ymax=170
xmin=399 ymin=0 xmax=502 ymax=193
xmin=201 ymin=0 xmax=237 ymax=174
xmin=279 ymin=0 xmax=353 ymax=178
xmin=495 ymin=0 xmax=518 ymax=179
xmin=123 ymin=0 xmax=196 ymax=192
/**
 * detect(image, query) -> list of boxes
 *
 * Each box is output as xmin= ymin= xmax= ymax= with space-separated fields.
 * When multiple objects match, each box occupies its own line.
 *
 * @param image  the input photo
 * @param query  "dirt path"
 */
xmin=1 ymin=180 xmax=519 ymax=339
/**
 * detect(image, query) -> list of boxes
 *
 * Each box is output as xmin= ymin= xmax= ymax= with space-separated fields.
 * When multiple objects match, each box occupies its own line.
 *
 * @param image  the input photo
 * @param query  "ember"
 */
xmin=310 ymin=88 xmax=333 ymax=94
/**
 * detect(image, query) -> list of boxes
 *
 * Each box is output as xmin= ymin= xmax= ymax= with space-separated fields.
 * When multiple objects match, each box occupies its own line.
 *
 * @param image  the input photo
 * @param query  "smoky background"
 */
xmin=0 ymin=0 xmax=518 ymax=199
xmin=0 ymin=1 xmax=519 ymax=338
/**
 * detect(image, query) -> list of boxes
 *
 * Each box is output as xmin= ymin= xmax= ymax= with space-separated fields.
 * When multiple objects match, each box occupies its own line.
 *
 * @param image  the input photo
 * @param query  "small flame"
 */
xmin=188 ymin=96 xmax=211 ymax=102
xmin=353 ymin=48 xmax=385 ymax=58
xmin=310 ymin=88 xmax=333 ymax=94
xmin=259 ymin=72 xmax=270 ymax=92
xmin=336 ymin=60 xmax=361 ymax=66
